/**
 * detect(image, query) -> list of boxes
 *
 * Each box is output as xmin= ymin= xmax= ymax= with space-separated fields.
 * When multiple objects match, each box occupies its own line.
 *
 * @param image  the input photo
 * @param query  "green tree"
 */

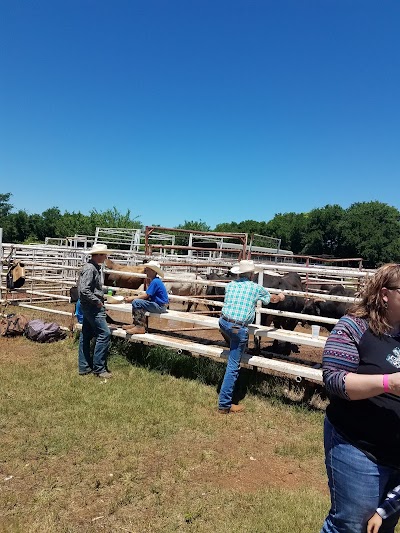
xmin=265 ymin=212 xmax=308 ymax=253
xmin=40 ymin=207 xmax=62 ymax=240
xmin=175 ymin=220 xmax=211 ymax=232
xmin=0 ymin=193 xmax=14 ymax=241
xmin=301 ymin=205 xmax=346 ymax=256
xmin=0 ymin=193 xmax=13 ymax=219
xmin=89 ymin=207 xmax=140 ymax=232
xmin=339 ymin=202 xmax=400 ymax=267
xmin=56 ymin=212 xmax=93 ymax=238
xmin=214 ymin=221 xmax=240 ymax=233
xmin=28 ymin=214 xmax=44 ymax=242
xmin=236 ymin=220 xmax=266 ymax=235
xmin=3 ymin=210 xmax=32 ymax=243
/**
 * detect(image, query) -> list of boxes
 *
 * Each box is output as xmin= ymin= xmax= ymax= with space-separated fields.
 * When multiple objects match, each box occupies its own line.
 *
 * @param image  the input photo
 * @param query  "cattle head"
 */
xmin=301 ymin=297 xmax=325 ymax=325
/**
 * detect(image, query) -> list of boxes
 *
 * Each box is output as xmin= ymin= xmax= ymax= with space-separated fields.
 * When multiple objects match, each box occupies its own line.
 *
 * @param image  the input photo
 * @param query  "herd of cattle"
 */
xmin=104 ymin=258 xmax=357 ymax=351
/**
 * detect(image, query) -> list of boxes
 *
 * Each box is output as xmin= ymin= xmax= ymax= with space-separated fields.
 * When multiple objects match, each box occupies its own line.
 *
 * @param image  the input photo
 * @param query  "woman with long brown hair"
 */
xmin=320 ymin=264 xmax=400 ymax=533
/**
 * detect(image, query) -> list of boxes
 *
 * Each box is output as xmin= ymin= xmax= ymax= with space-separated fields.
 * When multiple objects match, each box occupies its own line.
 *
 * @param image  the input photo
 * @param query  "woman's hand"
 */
xmin=367 ymin=512 xmax=382 ymax=533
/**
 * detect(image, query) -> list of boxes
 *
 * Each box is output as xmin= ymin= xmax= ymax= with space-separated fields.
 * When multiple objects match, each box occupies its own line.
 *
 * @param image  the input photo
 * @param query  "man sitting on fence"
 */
xmin=123 ymin=261 xmax=169 ymax=334
xmin=218 ymin=260 xmax=285 ymax=414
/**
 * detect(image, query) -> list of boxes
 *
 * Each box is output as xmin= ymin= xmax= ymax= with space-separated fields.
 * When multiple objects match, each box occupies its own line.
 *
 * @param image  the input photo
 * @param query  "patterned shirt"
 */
xmin=323 ymin=315 xmax=369 ymax=399
xmin=221 ymin=277 xmax=271 ymax=325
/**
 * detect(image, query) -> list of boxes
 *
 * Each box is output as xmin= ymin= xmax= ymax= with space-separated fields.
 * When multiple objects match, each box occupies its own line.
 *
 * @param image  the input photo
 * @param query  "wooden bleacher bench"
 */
xmin=74 ymin=322 xmax=323 ymax=383
xmin=99 ymin=304 xmax=325 ymax=382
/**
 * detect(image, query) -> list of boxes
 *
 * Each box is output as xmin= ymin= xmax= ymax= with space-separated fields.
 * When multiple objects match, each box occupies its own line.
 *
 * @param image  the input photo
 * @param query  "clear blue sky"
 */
xmin=1 ymin=0 xmax=399 ymax=229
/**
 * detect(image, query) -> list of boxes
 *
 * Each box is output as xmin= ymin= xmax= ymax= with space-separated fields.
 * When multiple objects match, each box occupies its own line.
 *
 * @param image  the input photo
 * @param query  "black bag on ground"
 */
xmin=25 ymin=319 xmax=66 ymax=343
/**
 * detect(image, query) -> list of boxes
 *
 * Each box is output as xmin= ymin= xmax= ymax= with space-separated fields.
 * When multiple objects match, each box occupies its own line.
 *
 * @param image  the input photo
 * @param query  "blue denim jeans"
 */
xmin=78 ymin=304 xmax=111 ymax=374
xmin=218 ymin=317 xmax=249 ymax=410
xmin=132 ymin=300 xmax=167 ymax=313
xmin=321 ymin=416 xmax=400 ymax=533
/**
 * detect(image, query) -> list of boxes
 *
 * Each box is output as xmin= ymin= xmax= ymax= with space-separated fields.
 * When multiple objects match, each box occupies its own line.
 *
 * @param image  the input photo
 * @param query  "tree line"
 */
xmin=1 ymin=193 xmax=400 ymax=268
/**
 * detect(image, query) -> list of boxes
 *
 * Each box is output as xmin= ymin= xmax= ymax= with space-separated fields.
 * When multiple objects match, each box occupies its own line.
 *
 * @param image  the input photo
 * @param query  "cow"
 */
xmin=204 ymin=272 xmax=236 ymax=314
xmin=104 ymin=259 xmax=146 ymax=290
xmin=259 ymin=272 xmax=305 ymax=355
xmin=301 ymin=284 xmax=356 ymax=332
xmin=163 ymin=272 xmax=207 ymax=312
xmin=164 ymin=272 xmax=205 ymax=297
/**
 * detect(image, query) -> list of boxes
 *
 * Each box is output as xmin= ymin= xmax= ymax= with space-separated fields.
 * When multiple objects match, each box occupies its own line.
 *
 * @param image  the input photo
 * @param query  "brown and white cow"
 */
xmin=164 ymin=272 xmax=207 ymax=312
xmin=104 ymin=259 xmax=146 ymax=290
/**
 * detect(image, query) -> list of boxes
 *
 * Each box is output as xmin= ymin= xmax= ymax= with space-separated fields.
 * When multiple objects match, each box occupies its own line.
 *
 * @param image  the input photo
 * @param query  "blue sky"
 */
xmin=1 ymin=0 xmax=399 ymax=229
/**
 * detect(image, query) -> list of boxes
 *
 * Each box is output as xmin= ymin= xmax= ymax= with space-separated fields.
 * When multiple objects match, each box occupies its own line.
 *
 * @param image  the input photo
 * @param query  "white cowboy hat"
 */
xmin=145 ymin=260 xmax=164 ymax=278
xmin=87 ymin=244 xmax=109 ymax=255
xmin=230 ymin=260 xmax=262 ymax=275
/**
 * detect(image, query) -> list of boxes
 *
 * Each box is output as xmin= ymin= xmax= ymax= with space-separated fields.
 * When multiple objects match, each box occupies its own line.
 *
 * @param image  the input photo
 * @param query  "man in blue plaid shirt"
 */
xmin=218 ymin=260 xmax=285 ymax=414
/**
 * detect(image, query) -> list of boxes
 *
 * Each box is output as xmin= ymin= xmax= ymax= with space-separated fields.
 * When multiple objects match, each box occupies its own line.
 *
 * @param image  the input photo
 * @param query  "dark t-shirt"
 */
xmin=327 ymin=326 xmax=400 ymax=468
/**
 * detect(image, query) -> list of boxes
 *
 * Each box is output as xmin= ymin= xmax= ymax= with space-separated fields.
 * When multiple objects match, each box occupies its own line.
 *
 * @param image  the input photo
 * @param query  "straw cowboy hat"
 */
xmin=230 ymin=260 xmax=262 ymax=275
xmin=87 ymin=244 xmax=109 ymax=255
xmin=145 ymin=260 xmax=164 ymax=278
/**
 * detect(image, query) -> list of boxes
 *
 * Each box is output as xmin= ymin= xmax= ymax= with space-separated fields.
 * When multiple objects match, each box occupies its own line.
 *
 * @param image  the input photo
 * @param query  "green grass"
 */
xmin=0 ymin=335 xmax=330 ymax=532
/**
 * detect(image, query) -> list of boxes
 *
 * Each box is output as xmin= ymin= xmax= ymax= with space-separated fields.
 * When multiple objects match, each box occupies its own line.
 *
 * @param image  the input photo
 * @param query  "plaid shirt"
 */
xmin=221 ymin=277 xmax=271 ymax=324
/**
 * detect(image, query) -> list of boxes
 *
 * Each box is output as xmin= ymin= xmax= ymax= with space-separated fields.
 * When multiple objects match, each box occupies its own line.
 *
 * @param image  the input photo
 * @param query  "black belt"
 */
xmin=221 ymin=315 xmax=248 ymax=327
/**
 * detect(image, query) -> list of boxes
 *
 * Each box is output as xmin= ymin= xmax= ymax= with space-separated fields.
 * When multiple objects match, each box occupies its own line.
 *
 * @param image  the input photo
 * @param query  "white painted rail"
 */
xmin=105 ymin=305 xmax=328 ymax=348
xmin=74 ymin=323 xmax=323 ymax=383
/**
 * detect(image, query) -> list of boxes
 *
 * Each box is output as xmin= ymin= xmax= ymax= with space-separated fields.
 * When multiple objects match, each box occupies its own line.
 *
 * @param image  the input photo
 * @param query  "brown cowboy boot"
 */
xmin=218 ymin=404 xmax=245 ymax=414
xmin=124 ymin=309 xmax=146 ymax=334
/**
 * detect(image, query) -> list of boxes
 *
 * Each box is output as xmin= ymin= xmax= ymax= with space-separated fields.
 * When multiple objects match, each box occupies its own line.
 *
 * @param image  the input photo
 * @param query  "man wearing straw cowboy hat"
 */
xmin=123 ymin=260 xmax=169 ymax=334
xmin=77 ymin=244 xmax=112 ymax=378
xmin=218 ymin=259 xmax=285 ymax=414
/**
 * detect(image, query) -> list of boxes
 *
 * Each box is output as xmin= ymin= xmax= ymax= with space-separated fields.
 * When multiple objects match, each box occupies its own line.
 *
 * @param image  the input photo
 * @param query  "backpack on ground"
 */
xmin=25 ymin=319 xmax=67 ymax=343
xmin=0 ymin=314 xmax=30 ymax=337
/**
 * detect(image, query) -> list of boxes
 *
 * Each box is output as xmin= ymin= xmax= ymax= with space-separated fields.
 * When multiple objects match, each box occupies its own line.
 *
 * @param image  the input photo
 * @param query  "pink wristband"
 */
xmin=383 ymin=374 xmax=390 ymax=393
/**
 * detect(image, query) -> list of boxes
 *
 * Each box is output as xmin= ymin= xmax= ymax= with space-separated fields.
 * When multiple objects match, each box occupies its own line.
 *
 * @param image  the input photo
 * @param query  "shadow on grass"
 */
xmin=109 ymin=337 xmax=327 ymax=411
